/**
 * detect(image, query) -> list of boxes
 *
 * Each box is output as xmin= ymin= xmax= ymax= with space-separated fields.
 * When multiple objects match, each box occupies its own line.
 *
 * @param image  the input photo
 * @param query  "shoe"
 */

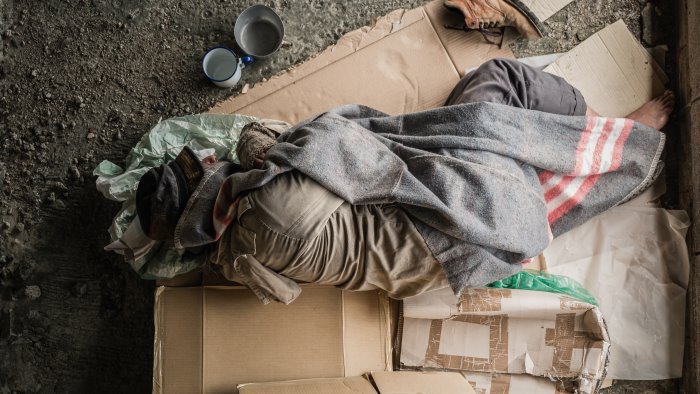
xmin=443 ymin=0 xmax=544 ymax=40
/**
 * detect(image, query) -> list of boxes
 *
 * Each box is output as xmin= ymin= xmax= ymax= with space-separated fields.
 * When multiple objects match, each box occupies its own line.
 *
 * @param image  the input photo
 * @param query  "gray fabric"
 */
xmin=173 ymin=161 xmax=239 ymax=250
xmin=209 ymin=100 xmax=663 ymax=295
xmin=209 ymin=171 xmax=448 ymax=303
xmin=446 ymin=58 xmax=587 ymax=115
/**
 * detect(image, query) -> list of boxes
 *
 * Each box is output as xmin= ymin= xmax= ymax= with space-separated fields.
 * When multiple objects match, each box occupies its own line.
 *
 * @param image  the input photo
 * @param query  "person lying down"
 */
xmin=133 ymin=58 xmax=674 ymax=305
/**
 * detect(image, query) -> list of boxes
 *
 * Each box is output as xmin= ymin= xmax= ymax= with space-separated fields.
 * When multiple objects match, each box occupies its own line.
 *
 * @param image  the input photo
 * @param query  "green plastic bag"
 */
xmin=488 ymin=269 xmax=598 ymax=306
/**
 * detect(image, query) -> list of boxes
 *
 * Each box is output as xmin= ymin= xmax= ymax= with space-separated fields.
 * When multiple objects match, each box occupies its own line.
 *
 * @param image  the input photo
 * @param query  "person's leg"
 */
xmin=446 ymin=58 xmax=676 ymax=130
xmin=445 ymin=58 xmax=588 ymax=116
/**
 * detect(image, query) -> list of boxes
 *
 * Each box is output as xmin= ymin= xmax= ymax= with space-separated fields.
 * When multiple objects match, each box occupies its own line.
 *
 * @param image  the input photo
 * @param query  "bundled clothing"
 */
xmin=166 ymin=59 xmax=664 ymax=304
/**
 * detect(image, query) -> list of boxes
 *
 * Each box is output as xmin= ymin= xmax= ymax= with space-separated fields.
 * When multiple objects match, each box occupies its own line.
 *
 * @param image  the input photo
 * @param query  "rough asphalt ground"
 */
xmin=0 ymin=0 xmax=680 ymax=392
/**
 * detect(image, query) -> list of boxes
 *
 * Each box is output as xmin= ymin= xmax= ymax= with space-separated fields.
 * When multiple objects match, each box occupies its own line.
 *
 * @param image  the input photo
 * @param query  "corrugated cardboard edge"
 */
xmin=153 ymin=286 xmax=164 ymax=394
xmin=152 ymin=287 xmax=204 ymax=394
xmin=237 ymin=376 xmax=378 ymax=393
xmin=342 ymin=291 xmax=393 ymax=375
xmin=207 ymin=7 xmax=426 ymax=115
xmin=371 ymin=371 xmax=476 ymax=393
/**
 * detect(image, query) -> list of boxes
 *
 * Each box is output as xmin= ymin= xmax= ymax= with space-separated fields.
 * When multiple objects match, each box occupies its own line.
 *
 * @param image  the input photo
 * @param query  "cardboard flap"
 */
xmin=423 ymin=1 xmax=513 ymax=76
xmin=153 ymin=287 xmax=203 ymax=394
xmin=209 ymin=6 xmax=461 ymax=123
xmin=371 ymin=371 xmax=476 ymax=394
xmin=238 ymin=377 xmax=377 ymax=394
xmin=544 ymin=20 xmax=667 ymax=117
xmin=154 ymin=286 xmax=391 ymax=394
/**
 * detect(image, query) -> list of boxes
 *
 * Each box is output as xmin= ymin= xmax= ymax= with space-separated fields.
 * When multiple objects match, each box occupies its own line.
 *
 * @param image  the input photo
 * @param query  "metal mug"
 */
xmin=202 ymin=47 xmax=245 ymax=88
xmin=234 ymin=5 xmax=284 ymax=58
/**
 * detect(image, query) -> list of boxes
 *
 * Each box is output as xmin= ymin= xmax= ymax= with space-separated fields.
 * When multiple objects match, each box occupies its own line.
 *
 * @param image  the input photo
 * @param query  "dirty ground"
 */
xmin=0 ymin=0 xmax=680 ymax=392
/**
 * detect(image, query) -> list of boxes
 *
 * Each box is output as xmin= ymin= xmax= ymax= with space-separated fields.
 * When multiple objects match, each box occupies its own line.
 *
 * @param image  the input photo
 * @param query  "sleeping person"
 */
xmin=133 ymin=59 xmax=673 ymax=304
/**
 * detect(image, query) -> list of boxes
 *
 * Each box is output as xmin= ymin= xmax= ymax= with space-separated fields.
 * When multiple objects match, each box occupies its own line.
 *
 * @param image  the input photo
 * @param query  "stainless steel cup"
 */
xmin=234 ymin=5 xmax=284 ymax=58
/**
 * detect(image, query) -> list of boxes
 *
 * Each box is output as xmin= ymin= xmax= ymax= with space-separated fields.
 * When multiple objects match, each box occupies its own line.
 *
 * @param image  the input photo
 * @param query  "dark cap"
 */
xmin=135 ymin=146 xmax=205 ymax=240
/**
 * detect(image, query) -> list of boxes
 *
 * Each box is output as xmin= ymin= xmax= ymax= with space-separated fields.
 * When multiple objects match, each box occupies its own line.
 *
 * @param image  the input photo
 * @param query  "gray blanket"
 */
xmin=190 ymin=102 xmax=664 ymax=295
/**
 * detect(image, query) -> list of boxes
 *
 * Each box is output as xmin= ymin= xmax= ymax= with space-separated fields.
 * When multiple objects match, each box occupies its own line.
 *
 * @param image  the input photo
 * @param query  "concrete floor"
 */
xmin=0 ymin=0 xmax=682 ymax=392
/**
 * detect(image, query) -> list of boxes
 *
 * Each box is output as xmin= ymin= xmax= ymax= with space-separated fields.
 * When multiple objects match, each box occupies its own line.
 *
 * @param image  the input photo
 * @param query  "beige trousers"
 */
xmin=212 ymin=170 xmax=448 ymax=304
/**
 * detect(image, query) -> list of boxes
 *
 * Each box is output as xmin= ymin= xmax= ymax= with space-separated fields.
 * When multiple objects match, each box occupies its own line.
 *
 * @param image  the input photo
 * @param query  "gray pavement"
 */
xmin=0 ymin=0 xmax=679 ymax=392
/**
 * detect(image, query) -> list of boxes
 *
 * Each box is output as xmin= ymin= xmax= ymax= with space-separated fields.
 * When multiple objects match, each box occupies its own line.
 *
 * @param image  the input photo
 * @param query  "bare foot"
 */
xmin=625 ymin=90 xmax=675 ymax=130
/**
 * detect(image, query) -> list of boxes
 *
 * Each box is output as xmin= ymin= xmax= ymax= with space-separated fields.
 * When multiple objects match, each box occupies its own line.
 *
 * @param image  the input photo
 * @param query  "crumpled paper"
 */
xmin=543 ymin=182 xmax=690 ymax=380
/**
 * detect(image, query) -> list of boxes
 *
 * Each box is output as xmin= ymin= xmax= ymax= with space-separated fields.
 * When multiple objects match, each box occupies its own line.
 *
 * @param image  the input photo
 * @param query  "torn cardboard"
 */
xmin=156 ymin=4 xmax=665 ymax=394
xmin=153 ymin=286 xmax=391 ymax=394
xmin=371 ymin=371 xmax=476 ymax=394
xmin=399 ymin=288 xmax=609 ymax=394
xmin=461 ymin=371 xmax=573 ymax=394
xmin=543 ymin=202 xmax=690 ymax=379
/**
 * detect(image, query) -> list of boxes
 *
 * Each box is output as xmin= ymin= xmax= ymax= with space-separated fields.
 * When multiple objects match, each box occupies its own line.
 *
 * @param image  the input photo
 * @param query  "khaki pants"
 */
xmin=214 ymin=171 xmax=448 ymax=303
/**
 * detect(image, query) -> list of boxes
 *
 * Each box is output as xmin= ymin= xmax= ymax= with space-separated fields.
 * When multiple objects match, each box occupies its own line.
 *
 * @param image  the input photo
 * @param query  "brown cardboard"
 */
xmin=238 ymin=377 xmax=378 ymax=394
xmin=544 ymin=19 xmax=667 ymax=118
xmin=371 ymin=371 xmax=476 ymax=394
xmin=521 ymin=0 xmax=574 ymax=21
xmin=422 ymin=0 xmax=512 ymax=77
xmin=207 ymin=0 xmax=578 ymax=124
xmin=155 ymin=4 xmax=656 ymax=394
xmin=153 ymin=286 xmax=391 ymax=394
xmin=399 ymin=288 xmax=609 ymax=394
xmin=207 ymin=2 xmax=513 ymax=123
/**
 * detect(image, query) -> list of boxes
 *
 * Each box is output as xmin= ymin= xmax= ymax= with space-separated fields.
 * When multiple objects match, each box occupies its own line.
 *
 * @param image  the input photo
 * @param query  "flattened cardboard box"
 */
xmin=154 ymin=2 xmax=673 ymax=394
xmin=236 ymin=371 xmax=476 ymax=394
xmin=371 ymin=371 xmax=476 ymax=393
xmin=153 ymin=286 xmax=391 ymax=394
xmin=399 ymin=288 xmax=609 ymax=394
xmin=394 ymin=19 xmax=667 ymax=394
xmin=207 ymin=0 xmax=576 ymax=126
xmin=544 ymin=19 xmax=667 ymax=118
xmin=207 ymin=0 xmax=516 ymax=123
xmin=238 ymin=377 xmax=378 ymax=394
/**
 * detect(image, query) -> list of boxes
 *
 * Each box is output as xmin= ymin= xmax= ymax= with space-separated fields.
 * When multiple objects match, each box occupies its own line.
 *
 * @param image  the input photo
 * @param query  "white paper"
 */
xmin=543 ymin=201 xmax=690 ymax=379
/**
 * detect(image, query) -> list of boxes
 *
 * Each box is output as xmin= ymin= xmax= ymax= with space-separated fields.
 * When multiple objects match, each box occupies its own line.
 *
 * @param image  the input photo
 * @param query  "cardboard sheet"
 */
xmin=371 ymin=371 xmax=476 ymax=394
xmin=153 ymin=286 xmax=391 ymax=394
xmin=521 ymin=0 xmax=574 ymax=21
xmin=543 ymin=202 xmax=690 ymax=379
xmin=461 ymin=371 xmax=572 ymax=394
xmin=538 ymin=19 xmax=687 ymax=381
xmin=157 ymin=4 xmax=669 ymax=393
xmin=238 ymin=377 xmax=378 ymax=394
xmin=237 ymin=372 xmax=476 ymax=394
xmin=208 ymin=1 xmax=515 ymax=123
xmin=208 ymin=0 xmax=577 ymax=124
xmin=544 ymin=20 xmax=667 ymax=117
xmin=399 ymin=288 xmax=609 ymax=394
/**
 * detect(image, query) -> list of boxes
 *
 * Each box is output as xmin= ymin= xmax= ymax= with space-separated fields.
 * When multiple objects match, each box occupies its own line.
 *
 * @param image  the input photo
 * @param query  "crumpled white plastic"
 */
xmin=543 ymin=181 xmax=690 ymax=380
xmin=93 ymin=113 xmax=257 ymax=279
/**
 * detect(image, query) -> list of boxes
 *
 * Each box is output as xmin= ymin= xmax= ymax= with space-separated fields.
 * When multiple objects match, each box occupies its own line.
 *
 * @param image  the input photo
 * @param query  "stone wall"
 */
xmin=678 ymin=0 xmax=700 ymax=391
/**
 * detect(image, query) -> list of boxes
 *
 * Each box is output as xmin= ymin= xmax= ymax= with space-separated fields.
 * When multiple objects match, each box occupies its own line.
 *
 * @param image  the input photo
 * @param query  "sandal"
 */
xmin=443 ymin=0 xmax=545 ymax=42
